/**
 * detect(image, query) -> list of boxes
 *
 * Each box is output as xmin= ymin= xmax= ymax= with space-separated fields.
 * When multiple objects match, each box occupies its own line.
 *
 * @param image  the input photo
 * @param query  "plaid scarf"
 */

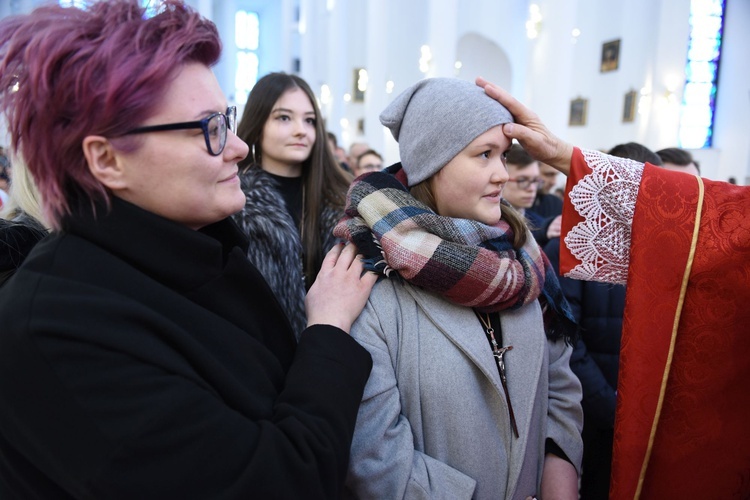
xmin=334 ymin=164 xmax=577 ymax=342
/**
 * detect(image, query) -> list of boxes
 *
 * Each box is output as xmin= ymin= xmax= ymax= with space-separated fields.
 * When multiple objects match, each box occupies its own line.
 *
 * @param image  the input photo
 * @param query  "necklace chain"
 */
xmin=477 ymin=313 xmax=500 ymax=351
xmin=477 ymin=312 xmax=492 ymax=331
xmin=475 ymin=311 xmax=519 ymax=438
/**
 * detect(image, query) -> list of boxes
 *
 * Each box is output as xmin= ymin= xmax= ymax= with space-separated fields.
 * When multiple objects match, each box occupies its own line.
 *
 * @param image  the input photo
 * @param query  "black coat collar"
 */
xmin=63 ymin=197 xmax=249 ymax=294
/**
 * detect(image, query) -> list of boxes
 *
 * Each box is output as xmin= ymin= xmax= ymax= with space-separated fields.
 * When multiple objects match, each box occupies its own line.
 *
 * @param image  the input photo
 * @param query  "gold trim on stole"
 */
xmin=634 ymin=175 xmax=705 ymax=499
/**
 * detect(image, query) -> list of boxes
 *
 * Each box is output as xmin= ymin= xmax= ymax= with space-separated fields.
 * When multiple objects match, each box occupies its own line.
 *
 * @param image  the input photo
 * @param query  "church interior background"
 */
xmin=1 ymin=0 xmax=748 ymax=184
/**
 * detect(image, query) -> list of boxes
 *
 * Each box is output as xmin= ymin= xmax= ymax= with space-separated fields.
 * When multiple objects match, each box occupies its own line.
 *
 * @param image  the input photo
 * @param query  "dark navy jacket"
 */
xmin=544 ymin=238 xmax=624 ymax=430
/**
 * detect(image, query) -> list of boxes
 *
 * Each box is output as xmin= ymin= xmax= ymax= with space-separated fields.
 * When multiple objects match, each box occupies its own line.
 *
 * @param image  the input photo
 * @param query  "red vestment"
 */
xmin=560 ymin=148 xmax=750 ymax=499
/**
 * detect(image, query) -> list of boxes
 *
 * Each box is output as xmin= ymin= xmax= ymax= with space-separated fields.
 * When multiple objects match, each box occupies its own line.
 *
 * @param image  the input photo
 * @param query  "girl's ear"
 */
xmin=82 ymin=136 xmax=127 ymax=190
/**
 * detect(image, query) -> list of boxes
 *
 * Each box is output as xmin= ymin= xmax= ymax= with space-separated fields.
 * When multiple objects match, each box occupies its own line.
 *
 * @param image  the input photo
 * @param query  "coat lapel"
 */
xmin=401 ymin=283 xmax=549 ymax=498
xmin=500 ymin=303 xmax=546 ymax=497
xmin=402 ymin=284 xmax=505 ymax=393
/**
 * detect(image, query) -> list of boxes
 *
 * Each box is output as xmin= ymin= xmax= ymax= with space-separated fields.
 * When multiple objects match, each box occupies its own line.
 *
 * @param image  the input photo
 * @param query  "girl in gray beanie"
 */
xmin=335 ymin=78 xmax=582 ymax=500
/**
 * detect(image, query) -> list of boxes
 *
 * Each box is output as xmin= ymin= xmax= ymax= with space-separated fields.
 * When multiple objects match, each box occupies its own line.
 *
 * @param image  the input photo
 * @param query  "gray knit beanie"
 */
xmin=380 ymin=77 xmax=513 ymax=186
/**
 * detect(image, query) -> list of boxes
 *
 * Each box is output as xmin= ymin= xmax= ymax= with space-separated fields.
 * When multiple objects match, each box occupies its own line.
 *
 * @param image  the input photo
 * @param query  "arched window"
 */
xmin=679 ymin=0 xmax=725 ymax=148
xmin=235 ymin=10 xmax=260 ymax=107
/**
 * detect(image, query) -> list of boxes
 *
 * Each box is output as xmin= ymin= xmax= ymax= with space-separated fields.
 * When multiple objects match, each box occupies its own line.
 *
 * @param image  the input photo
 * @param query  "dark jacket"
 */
xmin=0 ymin=197 xmax=372 ymax=499
xmin=527 ymin=193 xmax=563 ymax=247
xmin=0 ymin=213 xmax=47 ymax=286
xmin=544 ymin=238 xmax=623 ymax=429
xmin=233 ymin=166 xmax=343 ymax=336
xmin=526 ymin=209 xmax=556 ymax=248
xmin=531 ymin=192 xmax=563 ymax=219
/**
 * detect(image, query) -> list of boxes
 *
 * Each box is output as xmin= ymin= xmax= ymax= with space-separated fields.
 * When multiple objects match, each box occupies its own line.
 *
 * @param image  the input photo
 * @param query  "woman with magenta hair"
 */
xmin=0 ymin=1 xmax=375 ymax=498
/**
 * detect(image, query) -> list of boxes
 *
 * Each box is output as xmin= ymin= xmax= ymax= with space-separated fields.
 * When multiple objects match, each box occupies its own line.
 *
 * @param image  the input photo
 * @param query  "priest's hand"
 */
xmin=476 ymin=77 xmax=574 ymax=176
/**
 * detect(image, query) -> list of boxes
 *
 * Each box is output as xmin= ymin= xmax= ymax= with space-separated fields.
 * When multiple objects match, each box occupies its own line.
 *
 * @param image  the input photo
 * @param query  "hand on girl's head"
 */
xmin=475 ymin=77 xmax=574 ymax=174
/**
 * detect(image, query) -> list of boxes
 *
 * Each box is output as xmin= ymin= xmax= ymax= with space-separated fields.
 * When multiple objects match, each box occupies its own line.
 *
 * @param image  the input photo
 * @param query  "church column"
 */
xmin=363 ymin=0 xmax=389 ymax=154
xmin=426 ymin=0 xmax=458 ymax=78
xmin=212 ymin=0 xmax=238 ymax=104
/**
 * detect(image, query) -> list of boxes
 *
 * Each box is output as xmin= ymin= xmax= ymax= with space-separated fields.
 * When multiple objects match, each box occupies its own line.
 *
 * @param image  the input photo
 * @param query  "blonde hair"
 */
xmin=0 ymin=153 xmax=49 ymax=229
xmin=410 ymin=178 xmax=528 ymax=249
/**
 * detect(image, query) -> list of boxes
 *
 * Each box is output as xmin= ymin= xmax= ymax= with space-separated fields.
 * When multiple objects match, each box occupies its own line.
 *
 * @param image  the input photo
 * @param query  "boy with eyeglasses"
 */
xmin=504 ymin=143 xmax=561 ymax=246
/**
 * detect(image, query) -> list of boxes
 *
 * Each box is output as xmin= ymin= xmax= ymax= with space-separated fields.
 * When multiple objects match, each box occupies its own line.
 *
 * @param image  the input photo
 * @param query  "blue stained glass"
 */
xmin=691 ymin=0 xmax=724 ymax=17
xmin=689 ymin=17 xmax=722 ymax=38
xmin=680 ymin=126 xmax=711 ymax=149
xmin=684 ymin=81 xmax=713 ymax=102
xmin=682 ymin=106 xmax=713 ymax=127
xmin=679 ymin=0 xmax=724 ymax=149
xmin=686 ymin=61 xmax=717 ymax=83
xmin=687 ymin=38 xmax=720 ymax=61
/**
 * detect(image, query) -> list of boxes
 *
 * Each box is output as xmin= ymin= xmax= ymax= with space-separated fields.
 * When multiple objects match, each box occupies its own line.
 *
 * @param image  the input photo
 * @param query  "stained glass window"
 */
xmin=235 ymin=11 xmax=260 ymax=107
xmin=679 ymin=0 xmax=725 ymax=148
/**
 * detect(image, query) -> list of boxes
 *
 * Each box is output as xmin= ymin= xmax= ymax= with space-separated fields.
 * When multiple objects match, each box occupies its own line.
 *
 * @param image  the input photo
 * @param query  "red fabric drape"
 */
xmin=561 ymin=149 xmax=750 ymax=499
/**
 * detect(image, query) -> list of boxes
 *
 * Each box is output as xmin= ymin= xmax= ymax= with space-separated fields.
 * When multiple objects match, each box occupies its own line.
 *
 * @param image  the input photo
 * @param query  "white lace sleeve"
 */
xmin=563 ymin=149 xmax=645 ymax=284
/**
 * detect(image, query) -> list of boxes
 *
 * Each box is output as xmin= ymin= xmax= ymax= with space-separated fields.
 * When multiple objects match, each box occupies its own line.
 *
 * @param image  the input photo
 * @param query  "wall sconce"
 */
xmin=663 ymin=90 xmax=678 ymax=105
xmin=571 ymin=28 xmax=581 ymax=44
xmin=320 ymin=84 xmax=331 ymax=105
xmin=638 ymin=87 xmax=651 ymax=115
xmin=419 ymin=45 xmax=432 ymax=74
xmin=659 ymin=76 xmax=681 ymax=107
xmin=385 ymin=80 xmax=395 ymax=94
xmin=340 ymin=118 xmax=350 ymax=146
xmin=526 ymin=4 xmax=542 ymax=39
xmin=357 ymin=69 xmax=369 ymax=93
xmin=454 ymin=60 xmax=462 ymax=76
xmin=352 ymin=68 xmax=367 ymax=103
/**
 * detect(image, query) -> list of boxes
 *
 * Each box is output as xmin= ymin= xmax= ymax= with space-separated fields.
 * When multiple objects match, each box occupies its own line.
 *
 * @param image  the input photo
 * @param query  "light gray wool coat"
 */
xmin=232 ymin=166 xmax=342 ymax=337
xmin=344 ymin=279 xmax=584 ymax=500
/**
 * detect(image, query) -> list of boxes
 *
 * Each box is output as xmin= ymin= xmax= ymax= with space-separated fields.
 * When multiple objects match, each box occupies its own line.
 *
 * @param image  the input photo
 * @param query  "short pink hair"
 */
xmin=0 ymin=0 xmax=221 ymax=229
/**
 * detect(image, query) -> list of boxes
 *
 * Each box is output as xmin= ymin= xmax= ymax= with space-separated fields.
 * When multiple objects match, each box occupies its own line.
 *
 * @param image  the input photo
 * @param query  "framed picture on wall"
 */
xmin=623 ymin=90 xmax=637 ymax=122
xmin=600 ymin=39 xmax=621 ymax=72
xmin=569 ymin=98 xmax=588 ymax=126
xmin=352 ymin=68 xmax=365 ymax=102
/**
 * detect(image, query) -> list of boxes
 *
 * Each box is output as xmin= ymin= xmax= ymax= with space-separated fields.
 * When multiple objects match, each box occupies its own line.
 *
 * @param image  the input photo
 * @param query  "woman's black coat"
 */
xmin=0 ymin=197 xmax=372 ymax=499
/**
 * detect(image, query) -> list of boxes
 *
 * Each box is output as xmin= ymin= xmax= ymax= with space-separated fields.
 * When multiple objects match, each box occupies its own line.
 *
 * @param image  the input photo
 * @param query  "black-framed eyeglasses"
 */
xmin=507 ymin=176 xmax=544 ymax=190
xmin=124 ymin=106 xmax=237 ymax=156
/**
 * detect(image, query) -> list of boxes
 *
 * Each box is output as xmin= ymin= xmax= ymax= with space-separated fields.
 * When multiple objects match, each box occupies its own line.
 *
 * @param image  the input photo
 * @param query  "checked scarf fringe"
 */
xmin=333 ymin=164 xmax=577 ymax=343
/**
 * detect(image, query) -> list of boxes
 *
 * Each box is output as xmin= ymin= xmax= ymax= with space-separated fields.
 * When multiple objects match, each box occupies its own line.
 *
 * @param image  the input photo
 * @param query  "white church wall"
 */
xmin=0 ymin=0 xmax=747 ymax=183
xmin=708 ymin=0 xmax=750 ymax=183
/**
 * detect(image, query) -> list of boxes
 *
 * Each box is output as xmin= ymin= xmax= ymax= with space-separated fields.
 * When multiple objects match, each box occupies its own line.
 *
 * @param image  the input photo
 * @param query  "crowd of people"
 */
xmin=0 ymin=1 xmax=747 ymax=499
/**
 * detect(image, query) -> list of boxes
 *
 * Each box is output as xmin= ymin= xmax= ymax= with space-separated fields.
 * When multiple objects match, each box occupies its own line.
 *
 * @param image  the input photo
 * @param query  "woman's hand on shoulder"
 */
xmin=305 ymin=243 xmax=378 ymax=333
